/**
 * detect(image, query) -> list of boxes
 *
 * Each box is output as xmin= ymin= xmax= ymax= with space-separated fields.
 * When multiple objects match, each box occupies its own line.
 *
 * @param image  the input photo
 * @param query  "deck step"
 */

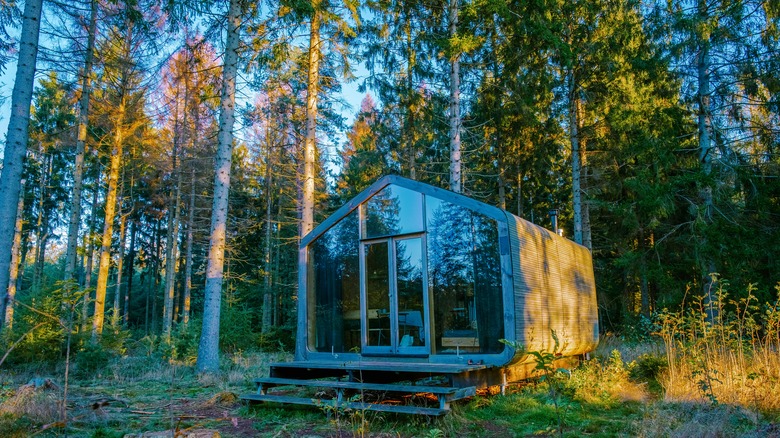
xmin=254 ymin=377 xmax=461 ymax=395
xmin=241 ymin=393 xmax=448 ymax=416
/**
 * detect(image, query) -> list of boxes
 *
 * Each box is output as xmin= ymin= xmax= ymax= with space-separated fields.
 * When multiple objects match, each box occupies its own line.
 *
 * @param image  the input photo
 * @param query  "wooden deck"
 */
xmin=240 ymin=359 xmax=496 ymax=415
xmin=269 ymin=359 xmax=487 ymax=374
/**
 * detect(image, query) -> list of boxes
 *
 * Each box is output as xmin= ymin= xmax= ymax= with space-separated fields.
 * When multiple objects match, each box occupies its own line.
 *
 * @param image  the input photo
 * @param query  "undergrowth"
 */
xmin=1 ymin=278 xmax=779 ymax=436
xmin=656 ymin=279 xmax=780 ymax=414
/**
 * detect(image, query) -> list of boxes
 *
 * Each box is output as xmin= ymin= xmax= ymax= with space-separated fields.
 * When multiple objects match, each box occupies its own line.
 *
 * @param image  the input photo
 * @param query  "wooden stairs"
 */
xmin=240 ymin=360 xmax=495 ymax=416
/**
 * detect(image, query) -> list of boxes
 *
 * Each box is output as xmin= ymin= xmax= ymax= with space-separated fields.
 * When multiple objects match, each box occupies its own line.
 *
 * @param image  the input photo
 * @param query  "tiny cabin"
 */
xmin=244 ymin=175 xmax=599 ymax=415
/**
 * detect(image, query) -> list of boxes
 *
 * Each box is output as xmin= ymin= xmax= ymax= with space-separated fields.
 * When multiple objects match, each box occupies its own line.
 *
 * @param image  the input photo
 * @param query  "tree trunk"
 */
xmin=697 ymin=0 xmax=717 ymax=320
xmin=497 ymin=137 xmax=505 ymax=210
xmin=32 ymin=151 xmax=51 ymax=294
xmin=81 ymin=173 xmax=100 ymax=332
xmin=64 ymin=0 xmax=98 ymax=282
xmin=273 ymin=140 xmax=286 ymax=327
xmin=3 ymin=179 xmax=26 ymax=328
xmin=448 ymin=0 xmax=462 ymax=193
xmin=196 ymin=0 xmax=241 ymax=374
xmin=0 ymin=0 xmax=43 ymax=306
xmin=491 ymin=19 xmax=505 ymax=210
xmin=124 ymin=219 xmax=136 ymax=326
xmin=113 ymin=213 xmax=127 ymax=320
xmin=639 ymin=227 xmax=650 ymax=316
xmin=261 ymin=123 xmax=274 ymax=333
xmin=302 ymin=2 xmax=321 ymax=236
xmin=151 ymin=219 xmax=161 ymax=334
xmin=404 ymin=18 xmax=417 ymax=180
xmin=163 ymin=109 xmax=182 ymax=340
xmin=183 ymin=167 xmax=195 ymax=326
xmin=143 ymin=267 xmax=150 ymax=335
xmin=570 ymin=71 xmax=583 ymax=244
xmin=516 ymin=172 xmax=523 ymax=218
xmin=582 ymin=166 xmax=592 ymax=250
xmin=92 ymin=96 xmax=125 ymax=340
xmin=182 ymin=69 xmax=200 ymax=327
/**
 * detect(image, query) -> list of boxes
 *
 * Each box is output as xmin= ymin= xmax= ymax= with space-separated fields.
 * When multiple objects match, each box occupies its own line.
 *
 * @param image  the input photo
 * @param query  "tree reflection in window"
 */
xmin=364 ymin=185 xmax=424 ymax=238
xmin=309 ymin=210 xmax=360 ymax=353
xmin=426 ymin=197 xmax=504 ymax=354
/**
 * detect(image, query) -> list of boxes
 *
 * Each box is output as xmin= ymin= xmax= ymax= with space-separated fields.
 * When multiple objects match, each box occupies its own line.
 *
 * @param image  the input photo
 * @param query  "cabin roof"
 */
xmin=301 ymin=175 xmax=509 ymax=248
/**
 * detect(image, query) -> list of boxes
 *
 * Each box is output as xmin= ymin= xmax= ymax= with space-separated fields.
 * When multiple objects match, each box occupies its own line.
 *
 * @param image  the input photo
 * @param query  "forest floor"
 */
xmin=1 ymin=346 xmax=780 ymax=437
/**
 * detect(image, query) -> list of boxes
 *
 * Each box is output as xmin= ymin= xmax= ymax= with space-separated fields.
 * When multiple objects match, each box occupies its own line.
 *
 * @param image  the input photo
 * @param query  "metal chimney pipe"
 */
xmin=549 ymin=209 xmax=558 ymax=234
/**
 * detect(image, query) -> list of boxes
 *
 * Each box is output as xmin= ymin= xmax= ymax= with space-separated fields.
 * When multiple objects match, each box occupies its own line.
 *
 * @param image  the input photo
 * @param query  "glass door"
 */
xmin=361 ymin=236 xmax=429 ymax=355
xmin=363 ymin=241 xmax=392 ymax=351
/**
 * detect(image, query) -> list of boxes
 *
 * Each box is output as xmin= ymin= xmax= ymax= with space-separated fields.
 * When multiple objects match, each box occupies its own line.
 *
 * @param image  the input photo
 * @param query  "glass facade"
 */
xmin=309 ymin=210 xmax=360 ymax=353
xmin=308 ymin=184 xmax=504 ymax=355
xmin=426 ymin=197 xmax=504 ymax=354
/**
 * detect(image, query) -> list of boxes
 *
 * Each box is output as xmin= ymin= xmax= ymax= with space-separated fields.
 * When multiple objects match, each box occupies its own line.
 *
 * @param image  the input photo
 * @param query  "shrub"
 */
xmin=219 ymin=304 xmax=258 ymax=353
xmin=2 ymin=295 xmax=66 ymax=365
xmin=631 ymin=353 xmax=667 ymax=381
xmin=569 ymin=350 xmax=647 ymax=405
xmin=169 ymin=321 xmax=200 ymax=364
xmin=74 ymin=343 xmax=113 ymax=378
xmin=257 ymin=325 xmax=295 ymax=352
xmin=100 ymin=311 xmax=131 ymax=356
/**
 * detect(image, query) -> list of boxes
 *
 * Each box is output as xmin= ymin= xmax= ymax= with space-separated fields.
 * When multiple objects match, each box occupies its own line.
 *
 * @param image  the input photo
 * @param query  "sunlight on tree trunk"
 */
xmin=81 ymin=174 xmax=100 ymax=333
xmin=92 ymin=97 xmax=125 ymax=341
xmin=302 ymin=2 xmax=322 ymax=236
xmin=3 ymin=179 xmax=26 ymax=329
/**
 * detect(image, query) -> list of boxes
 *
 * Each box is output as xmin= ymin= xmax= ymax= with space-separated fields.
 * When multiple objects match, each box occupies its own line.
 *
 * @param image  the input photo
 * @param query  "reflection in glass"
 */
xmin=426 ymin=197 xmax=504 ymax=354
xmin=310 ymin=186 xmax=504 ymax=357
xmin=309 ymin=210 xmax=360 ymax=353
xmin=364 ymin=185 xmax=424 ymax=238
xmin=365 ymin=241 xmax=390 ymax=347
xmin=396 ymin=238 xmax=425 ymax=347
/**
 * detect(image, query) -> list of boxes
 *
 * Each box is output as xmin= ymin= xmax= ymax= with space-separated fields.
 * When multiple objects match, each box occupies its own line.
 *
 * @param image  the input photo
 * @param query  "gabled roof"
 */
xmin=301 ymin=175 xmax=509 ymax=248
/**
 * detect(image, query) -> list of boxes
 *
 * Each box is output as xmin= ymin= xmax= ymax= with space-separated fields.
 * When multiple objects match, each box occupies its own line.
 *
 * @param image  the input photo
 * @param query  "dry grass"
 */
xmin=0 ymin=380 xmax=60 ymax=424
xmin=657 ymin=282 xmax=780 ymax=415
xmin=661 ymin=345 xmax=780 ymax=413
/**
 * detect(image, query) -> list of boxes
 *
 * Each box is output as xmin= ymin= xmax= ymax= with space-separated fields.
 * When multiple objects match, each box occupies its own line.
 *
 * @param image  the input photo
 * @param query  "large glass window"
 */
xmin=308 ymin=185 xmax=504 ymax=356
xmin=363 ymin=185 xmax=424 ymax=238
xmin=309 ymin=210 xmax=360 ymax=353
xmin=426 ymin=197 xmax=504 ymax=354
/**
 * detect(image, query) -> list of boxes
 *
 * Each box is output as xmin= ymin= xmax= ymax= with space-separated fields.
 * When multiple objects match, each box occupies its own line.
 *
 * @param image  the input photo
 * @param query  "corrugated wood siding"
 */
xmin=506 ymin=213 xmax=599 ymax=359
